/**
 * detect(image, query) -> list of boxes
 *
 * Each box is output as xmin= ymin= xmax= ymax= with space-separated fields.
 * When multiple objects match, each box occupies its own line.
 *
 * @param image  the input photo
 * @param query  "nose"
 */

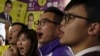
xmin=36 ymin=24 xmax=42 ymax=31
xmin=9 ymin=31 xmax=13 ymax=36
xmin=17 ymin=40 xmax=22 ymax=46
xmin=60 ymin=20 xmax=65 ymax=30
xmin=9 ymin=32 xmax=12 ymax=34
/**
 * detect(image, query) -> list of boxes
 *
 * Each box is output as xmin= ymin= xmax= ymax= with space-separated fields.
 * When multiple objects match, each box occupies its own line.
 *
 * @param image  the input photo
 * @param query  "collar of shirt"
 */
xmin=4 ymin=12 xmax=9 ymax=16
xmin=39 ymin=39 xmax=61 ymax=55
xmin=4 ymin=12 xmax=9 ymax=18
xmin=75 ymin=46 xmax=100 ymax=56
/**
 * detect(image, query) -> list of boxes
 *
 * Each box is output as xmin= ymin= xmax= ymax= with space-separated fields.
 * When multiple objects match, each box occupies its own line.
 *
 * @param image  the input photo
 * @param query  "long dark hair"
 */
xmin=17 ymin=29 xmax=38 ymax=56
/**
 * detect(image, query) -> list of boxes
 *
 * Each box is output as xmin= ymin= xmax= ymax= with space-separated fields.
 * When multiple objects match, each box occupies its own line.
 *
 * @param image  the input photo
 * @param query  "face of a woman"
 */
xmin=17 ymin=33 xmax=31 ymax=56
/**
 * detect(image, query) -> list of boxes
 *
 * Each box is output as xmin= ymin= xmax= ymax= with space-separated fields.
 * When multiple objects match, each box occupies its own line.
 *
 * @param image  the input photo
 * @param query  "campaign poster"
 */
xmin=0 ymin=0 xmax=70 ymax=42
xmin=24 ymin=11 xmax=43 ymax=30
xmin=0 ymin=0 xmax=27 ymax=45
xmin=0 ymin=0 xmax=27 ymax=23
xmin=19 ymin=0 xmax=70 ymax=11
xmin=19 ymin=0 xmax=70 ymax=29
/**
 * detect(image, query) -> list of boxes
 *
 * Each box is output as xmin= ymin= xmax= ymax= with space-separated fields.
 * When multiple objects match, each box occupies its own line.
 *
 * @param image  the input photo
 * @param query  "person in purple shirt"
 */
xmin=34 ymin=7 xmax=73 ymax=56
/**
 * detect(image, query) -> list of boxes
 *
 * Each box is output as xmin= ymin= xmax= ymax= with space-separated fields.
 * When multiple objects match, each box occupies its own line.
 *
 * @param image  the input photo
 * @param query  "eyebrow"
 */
xmin=68 ymin=13 xmax=87 ymax=19
xmin=41 ymin=18 xmax=60 ymax=25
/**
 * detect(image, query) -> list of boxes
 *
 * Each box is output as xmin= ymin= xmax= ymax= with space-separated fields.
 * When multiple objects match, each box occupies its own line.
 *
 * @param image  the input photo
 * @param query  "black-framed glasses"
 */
xmin=34 ymin=18 xmax=59 ymax=27
xmin=63 ymin=13 xmax=95 ymax=24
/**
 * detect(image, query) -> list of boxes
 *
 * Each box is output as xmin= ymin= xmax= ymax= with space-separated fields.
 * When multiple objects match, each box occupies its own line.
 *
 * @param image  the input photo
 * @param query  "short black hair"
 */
xmin=5 ymin=0 xmax=12 ymax=6
xmin=12 ymin=22 xmax=28 ymax=30
xmin=44 ymin=6 xmax=64 ymax=25
xmin=28 ymin=13 xmax=34 ymax=21
xmin=65 ymin=0 xmax=100 ymax=23
xmin=65 ymin=0 xmax=100 ymax=41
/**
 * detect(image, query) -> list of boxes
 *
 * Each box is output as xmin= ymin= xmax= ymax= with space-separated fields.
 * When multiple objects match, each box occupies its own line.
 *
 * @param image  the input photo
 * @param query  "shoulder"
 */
xmin=0 ymin=45 xmax=10 ymax=50
xmin=0 ymin=45 xmax=10 ymax=56
xmin=52 ymin=46 xmax=72 ymax=56
xmin=83 ymin=51 xmax=100 ymax=56
xmin=0 ymin=12 xmax=4 ymax=15
xmin=0 ymin=12 xmax=5 ymax=18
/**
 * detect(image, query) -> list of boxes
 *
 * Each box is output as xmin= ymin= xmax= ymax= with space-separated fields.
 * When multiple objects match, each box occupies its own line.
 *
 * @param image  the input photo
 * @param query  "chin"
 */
xmin=8 ymin=42 xmax=12 ymax=44
xmin=60 ymin=39 xmax=67 ymax=45
xmin=38 ymin=41 xmax=43 ymax=44
xmin=60 ymin=39 xmax=64 ymax=44
xmin=20 ymin=53 xmax=25 ymax=56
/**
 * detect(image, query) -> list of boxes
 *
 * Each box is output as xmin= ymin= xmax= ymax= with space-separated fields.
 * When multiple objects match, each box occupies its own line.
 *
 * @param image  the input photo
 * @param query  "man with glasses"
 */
xmin=34 ymin=7 xmax=73 ymax=56
xmin=60 ymin=0 xmax=100 ymax=56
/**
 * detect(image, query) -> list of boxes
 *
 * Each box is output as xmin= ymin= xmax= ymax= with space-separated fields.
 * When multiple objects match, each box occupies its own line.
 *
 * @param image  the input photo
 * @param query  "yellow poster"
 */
xmin=0 ymin=0 xmax=27 ymax=23
xmin=0 ymin=0 xmax=69 ymax=30
xmin=25 ymin=11 xmax=43 ymax=30
xmin=11 ymin=1 xmax=27 ymax=23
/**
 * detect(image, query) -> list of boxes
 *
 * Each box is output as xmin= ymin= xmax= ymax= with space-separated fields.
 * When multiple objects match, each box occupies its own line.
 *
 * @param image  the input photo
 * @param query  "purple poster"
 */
xmin=18 ymin=0 xmax=70 ymax=11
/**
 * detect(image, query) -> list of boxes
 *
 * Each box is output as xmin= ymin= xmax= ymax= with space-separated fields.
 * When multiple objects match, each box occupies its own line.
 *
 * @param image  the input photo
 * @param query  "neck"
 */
xmin=28 ymin=26 xmax=32 ymax=29
xmin=4 ymin=11 xmax=9 ymax=15
xmin=71 ymin=37 xmax=100 ymax=55
xmin=10 ymin=43 xmax=17 ymax=46
xmin=10 ymin=44 xmax=17 ymax=47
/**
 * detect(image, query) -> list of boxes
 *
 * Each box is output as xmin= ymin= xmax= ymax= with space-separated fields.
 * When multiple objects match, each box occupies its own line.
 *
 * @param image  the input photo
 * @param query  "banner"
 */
xmin=19 ymin=0 xmax=70 ymax=11
xmin=0 ymin=0 xmax=27 ymax=23
xmin=11 ymin=1 xmax=27 ymax=23
xmin=0 ymin=0 xmax=70 ymax=28
xmin=18 ymin=0 xmax=70 ymax=29
xmin=24 ymin=11 xmax=43 ymax=30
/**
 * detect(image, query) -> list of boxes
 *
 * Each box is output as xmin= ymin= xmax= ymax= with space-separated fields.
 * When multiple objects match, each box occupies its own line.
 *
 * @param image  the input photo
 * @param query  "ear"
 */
xmin=88 ymin=23 xmax=100 ymax=35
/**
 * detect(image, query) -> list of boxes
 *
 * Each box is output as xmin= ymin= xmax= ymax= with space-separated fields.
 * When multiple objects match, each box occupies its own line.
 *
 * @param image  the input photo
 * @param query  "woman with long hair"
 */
xmin=17 ymin=29 xmax=38 ymax=56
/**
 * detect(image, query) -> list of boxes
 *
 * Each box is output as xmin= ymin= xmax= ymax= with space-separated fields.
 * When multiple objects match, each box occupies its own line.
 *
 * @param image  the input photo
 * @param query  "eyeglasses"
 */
xmin=34 ymin=18 xmax=59 ymax=27
xmin=63 ymin=13 xmax=95 ymax=24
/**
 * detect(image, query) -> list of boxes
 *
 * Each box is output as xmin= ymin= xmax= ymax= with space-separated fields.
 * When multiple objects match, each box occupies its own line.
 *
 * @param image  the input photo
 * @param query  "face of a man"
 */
xmin=17 ymin=33 xmax=31 ymax=56
xmin=60 ymin=5 xmax=90 ymax=46
xmin=36 ymin=12 xmax=58 ymax=44
xmin=4 ymin=3 xmax=12 ymax=14
xmin=28 ymin=16 xmax=34 ymax=27
xmin=8 ymin=25 xmax=22 ymax=45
